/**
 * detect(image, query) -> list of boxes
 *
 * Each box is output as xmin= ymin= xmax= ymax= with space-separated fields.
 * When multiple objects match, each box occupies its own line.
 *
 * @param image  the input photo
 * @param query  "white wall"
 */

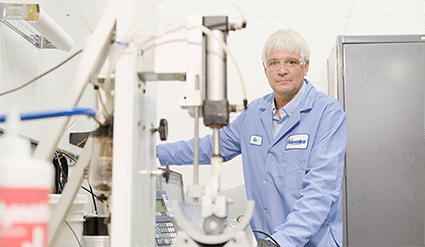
xmin=0 ymin=0 xmax=424 ymax=219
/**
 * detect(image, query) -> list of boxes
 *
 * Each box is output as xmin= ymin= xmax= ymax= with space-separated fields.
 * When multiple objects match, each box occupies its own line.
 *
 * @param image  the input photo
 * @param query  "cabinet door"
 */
xmin=344 ymin=41 xmax=425 ymax=246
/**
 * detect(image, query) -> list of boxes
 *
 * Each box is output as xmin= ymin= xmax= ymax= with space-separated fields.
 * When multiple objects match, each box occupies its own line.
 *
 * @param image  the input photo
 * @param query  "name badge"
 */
xmin=286 ymin=134 xmax=309 ymax=150
xmin=249 ymin=135 xmax=263 ymax=146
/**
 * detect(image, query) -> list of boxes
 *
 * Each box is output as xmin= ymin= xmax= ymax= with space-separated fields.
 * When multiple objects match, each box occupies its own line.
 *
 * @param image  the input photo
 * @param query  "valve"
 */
xmin=152 ymin=118 xmax=168 ymax=141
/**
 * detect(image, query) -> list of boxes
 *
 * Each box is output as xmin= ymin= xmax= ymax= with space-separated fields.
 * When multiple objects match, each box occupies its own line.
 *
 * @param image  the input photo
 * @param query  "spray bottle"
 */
xmin=0 ymin=106 xmax=54 ymax=246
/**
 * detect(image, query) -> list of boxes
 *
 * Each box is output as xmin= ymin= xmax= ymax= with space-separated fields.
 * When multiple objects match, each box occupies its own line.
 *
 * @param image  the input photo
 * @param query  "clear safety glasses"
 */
xmin=266 ymin=58 xmax=305 ymax=71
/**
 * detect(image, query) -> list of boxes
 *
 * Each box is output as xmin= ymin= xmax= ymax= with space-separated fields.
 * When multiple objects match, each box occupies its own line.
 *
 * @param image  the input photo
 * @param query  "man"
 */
xmin=157 ymin=29 xmax=347 ymax=247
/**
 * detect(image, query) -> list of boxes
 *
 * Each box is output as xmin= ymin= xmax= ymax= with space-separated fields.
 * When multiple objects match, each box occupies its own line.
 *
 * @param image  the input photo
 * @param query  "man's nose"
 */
xmin=277 ymin=62 xmax=288 ymax=75
xmin=278 ymin=62 xmax=289 ymax=72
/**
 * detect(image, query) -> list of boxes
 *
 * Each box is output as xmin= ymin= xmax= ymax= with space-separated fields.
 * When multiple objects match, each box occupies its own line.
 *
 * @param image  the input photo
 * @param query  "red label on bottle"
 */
xmin=0 ymin=187 xmax=51 ymax=246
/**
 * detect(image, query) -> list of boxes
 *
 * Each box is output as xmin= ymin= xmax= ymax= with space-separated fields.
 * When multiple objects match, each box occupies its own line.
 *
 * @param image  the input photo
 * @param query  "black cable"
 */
xmin=0 ymin=49 xmax=83 ymax=97
xmin=86 ymin=179 xmax=98 ymax=215
xmin=52 ymin=151 xmax=105 ymax=210
xmin=252 ymin=230 xmax=281 ymax=247
xmin=61 ymin=151 xmax=79 ymax=164
xmin=80 ymin=186 xmax=108 ymax=206
xmin=53 ymin=151 xmax=69 ymax=193
xmin=64 ymin=220 xmax=83 ymax=247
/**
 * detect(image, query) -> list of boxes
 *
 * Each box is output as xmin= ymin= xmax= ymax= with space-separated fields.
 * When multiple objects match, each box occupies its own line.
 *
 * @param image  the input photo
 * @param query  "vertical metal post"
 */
xmin=212 ymin=128 xmax=221 ymax=156
xmin=193 ymin=76 xmax=200 ymax=203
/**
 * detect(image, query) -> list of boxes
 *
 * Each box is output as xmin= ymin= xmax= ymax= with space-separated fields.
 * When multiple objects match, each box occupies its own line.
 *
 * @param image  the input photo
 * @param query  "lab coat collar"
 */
xmin=259 ymin=79 xmax=316 ymax=146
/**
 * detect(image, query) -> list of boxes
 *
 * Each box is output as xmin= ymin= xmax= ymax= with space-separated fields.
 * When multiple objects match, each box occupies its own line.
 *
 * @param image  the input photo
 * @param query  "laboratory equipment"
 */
xmin=24 ymin=1 xmax=252 ymax=245
xmin=154 ymin=169 xmax=183 ymax=246
xmin=147 ymin=14 xmax=253 ymax=247
xmin=155 ymin=191 xmax=179 ymax=246
xmin=328 ymin=34 xmax=425 ymax=246
xmin=137 ymin=11 xmax=253 ymax=247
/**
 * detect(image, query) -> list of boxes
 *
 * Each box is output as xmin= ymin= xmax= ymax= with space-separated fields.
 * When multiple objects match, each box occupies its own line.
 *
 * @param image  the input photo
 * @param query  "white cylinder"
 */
xmin=28 ymin=9 xmax=74 ymax=51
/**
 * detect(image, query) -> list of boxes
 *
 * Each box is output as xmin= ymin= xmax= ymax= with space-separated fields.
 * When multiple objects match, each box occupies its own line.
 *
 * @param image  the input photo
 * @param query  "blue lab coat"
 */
xmin=157 ymin=79 xmax=347 ymax=247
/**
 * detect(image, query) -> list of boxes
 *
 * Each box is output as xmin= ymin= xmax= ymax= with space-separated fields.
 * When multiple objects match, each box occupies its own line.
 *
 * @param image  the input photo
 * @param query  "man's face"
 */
xmin=263 ymin=49 xmax=309 ymax=98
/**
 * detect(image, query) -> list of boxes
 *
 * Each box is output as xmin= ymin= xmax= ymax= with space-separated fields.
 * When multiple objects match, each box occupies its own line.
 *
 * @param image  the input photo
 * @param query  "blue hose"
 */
xmin=0 ymin=107 xmax=97 ymax=122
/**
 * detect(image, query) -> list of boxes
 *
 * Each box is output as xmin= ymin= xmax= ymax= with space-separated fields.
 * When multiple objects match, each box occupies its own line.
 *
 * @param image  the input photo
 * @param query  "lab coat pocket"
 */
xmin=276 ymin=151 xmax=307 ymax=190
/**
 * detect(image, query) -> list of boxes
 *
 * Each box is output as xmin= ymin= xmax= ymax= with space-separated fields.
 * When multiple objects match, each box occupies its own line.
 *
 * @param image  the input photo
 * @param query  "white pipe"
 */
xmin=28 ymin=9 xmax=73 ymax=52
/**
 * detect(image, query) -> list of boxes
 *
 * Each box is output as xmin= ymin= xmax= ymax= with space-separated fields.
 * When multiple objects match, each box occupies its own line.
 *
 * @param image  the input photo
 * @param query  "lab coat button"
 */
xmin=267 ymin=153 xmax=272 ymax=157
xmin=263 ymin=180 xmax=268 ymax=185
xmin=263 ymin=209 xmax=268 ymax=214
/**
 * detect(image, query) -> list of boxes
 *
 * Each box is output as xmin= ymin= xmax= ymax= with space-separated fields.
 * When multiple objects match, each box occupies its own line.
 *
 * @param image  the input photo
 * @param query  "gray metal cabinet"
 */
xmin=328 ymin=35 xmax=425 ymax=246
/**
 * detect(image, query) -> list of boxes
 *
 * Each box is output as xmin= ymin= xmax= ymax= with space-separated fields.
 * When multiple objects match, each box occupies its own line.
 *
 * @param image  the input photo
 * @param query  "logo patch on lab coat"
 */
xmin=286 ymin=134 xmax=309 ymax=150
xmin=249 ymin=135 xmax=263 ymax=146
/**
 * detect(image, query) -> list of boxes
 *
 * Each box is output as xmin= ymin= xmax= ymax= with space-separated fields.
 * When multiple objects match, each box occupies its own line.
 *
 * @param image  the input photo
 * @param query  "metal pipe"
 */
xmin=212 ymin=128 xmax=221 ymax=156
xmin=193 ymin=76 xmax=201 ymax=186
xmin=193 ymin=75 xmax=201 ymax=203
xmin=193 ymin=105 xmax=200 ymax=204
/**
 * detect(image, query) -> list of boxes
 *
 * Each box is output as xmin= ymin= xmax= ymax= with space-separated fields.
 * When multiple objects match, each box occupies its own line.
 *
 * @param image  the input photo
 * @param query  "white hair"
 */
xmin=262 ymin=29 xmax=310 ymax=63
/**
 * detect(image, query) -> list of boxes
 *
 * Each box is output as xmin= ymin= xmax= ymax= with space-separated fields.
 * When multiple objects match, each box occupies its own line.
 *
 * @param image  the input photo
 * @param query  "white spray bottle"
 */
xmin=0 ymin=106 xmax=54 ymax=246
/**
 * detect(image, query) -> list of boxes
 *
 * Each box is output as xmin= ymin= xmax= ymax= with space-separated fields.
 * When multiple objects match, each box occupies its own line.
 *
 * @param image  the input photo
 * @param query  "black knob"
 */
xmin=163 ymin=162 xmax=170 ymax=184
xmin=154 ymin=118 xmax=168 ymax=141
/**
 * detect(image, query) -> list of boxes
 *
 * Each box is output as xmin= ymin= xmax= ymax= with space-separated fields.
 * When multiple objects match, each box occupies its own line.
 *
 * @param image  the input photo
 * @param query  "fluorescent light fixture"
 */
xmin=0 ymin=3 xmax=73 ymax=51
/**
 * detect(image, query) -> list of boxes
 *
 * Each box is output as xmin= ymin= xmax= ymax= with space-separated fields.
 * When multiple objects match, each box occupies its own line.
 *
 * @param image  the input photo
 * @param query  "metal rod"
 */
xmin=193 ymin=75 xmax=200 ymax=203
xmin=193 ymin=106 xmax=200 ymax=185
xmin=212 ymin=128 xmax=221 ymax=156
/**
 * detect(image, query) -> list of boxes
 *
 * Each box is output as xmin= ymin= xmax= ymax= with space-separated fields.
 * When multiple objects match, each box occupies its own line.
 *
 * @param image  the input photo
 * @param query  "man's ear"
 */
xmin=304 ymin=61 xmax=310 ymax=76
xmin=263 ymin=62 xmax=268 ymax=78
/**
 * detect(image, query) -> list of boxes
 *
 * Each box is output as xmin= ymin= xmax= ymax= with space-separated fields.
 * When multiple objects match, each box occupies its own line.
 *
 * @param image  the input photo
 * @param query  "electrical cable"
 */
xmin=87 ymin=178 xmax=98 ymax=215
xmin=52 ymin=151 xmax=105 ymax=209
xmin=228 ymin=0 xmax=247 ymax=28
xmin=53 ymin=151 xmax=68 ymax=193
xmin=0 ymin=49 xmax=83 ymax=97
xmin=230 ymin=0 xmax=246 ymax=22
xmin=0 ymin=106 xmax=97 ymax=123
xmin=53 ymin=159 xmax=107 ymax=206
xmin=60 ymin=151 xmax=78 ymax=164
xmin=64 ymin=116 xmax=81 ymax=133
xmin=252 ymin=230 xmax=281 ymax=247
xmin=61 ymin=138 xmax=87 ymax=159
xmin=64 ymin=220 xmax=83 ymax=247
xmin=95 ymin=86 xmax=109 ymax=116
xmin=80 ymin=186 xmax=107 ymax=205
